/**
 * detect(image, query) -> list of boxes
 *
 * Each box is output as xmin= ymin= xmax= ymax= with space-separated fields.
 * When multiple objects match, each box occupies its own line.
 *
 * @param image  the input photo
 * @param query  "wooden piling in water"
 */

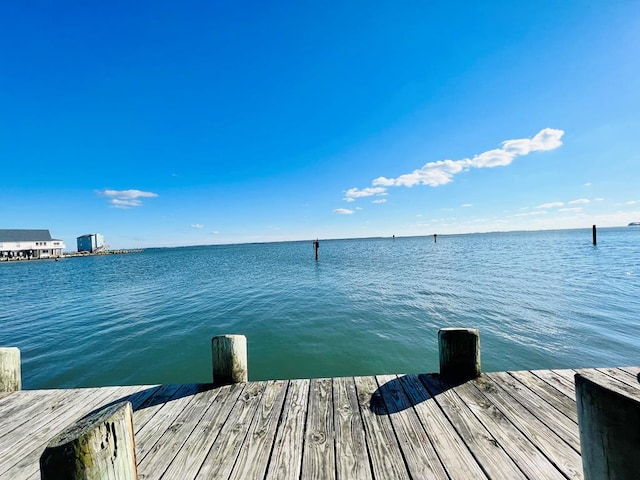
xmin=438 ymin=328 xmax=481 ymax=381
xmin=39 ymin=401 xmax=138 ymax=480
xmin=575 ymin=373 xmax=640 ymax=479
xmin=0 ymin=347 xmax=21 ymax=392
xmin=592 ymin=225 xmax=597 ymax=245
xmin=212 ymin=334 xmax=248 ymax=385
xmin=313 ymin=239 xmax=319 ymax=260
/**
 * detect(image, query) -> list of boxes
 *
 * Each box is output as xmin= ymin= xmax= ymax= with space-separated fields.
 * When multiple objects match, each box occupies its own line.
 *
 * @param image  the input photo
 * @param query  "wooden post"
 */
xmin=0 ymin=347 xmax=21 ymax=392
xmin=313 ymin=239 xmax=319 ymax=261
xmin=592 ymin=225 xmax=597 ymax=245
xmin=212 ymin=334 xmax=248 ymax=385
xmin=575 ymin=373 xmax=640 ymax=479
xmin=40 ymin=401 xmax=137 ymax=480
xmin=438 ymin=328 xmax=481 ymax=381
xmin=434 ymin=233 xmax=437 ymax=243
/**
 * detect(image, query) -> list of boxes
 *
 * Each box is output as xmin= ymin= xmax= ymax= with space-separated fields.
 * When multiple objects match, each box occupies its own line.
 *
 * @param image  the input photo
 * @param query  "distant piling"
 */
xmin=0 ymin=347 xmax=21 ymax=392
xmin=212 ymin=335 xmax=248 ymax=385
xmin=438 ymin=328 xmax=481 ymax=381
xmin=592 ymin=225 xmax=597 ymax=245
xmin=434 ymin=233 xmax=437 ymax=243
xmin=313 ymin=239 xmax=319 ymax=261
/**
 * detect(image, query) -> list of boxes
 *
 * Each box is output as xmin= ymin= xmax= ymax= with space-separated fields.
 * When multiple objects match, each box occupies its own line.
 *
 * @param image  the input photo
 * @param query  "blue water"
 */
xmin=1 ymin=227 xmax=639 ymax=389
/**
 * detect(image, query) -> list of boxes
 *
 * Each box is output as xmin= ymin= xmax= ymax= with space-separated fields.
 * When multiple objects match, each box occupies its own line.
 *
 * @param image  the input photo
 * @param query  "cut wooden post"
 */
xmin=212 ymin=334 xmax=248 ymax=385
xmin=0 ymin=347 xmax=21 ymax=392
xmin=575 ymin=373 xmax=640 ymax=479
xmin=592 ymin=225 xmax=597 ymax=245
xmin=40 ymin=401 xmax=137 ymax=480
xmin=438 ymin=328 xmax=481 ymax=381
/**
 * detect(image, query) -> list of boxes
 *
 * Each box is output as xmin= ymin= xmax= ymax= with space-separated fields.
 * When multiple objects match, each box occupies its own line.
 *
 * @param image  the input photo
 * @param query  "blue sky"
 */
xmin=2 ymin=1 xmax=639 ymax=249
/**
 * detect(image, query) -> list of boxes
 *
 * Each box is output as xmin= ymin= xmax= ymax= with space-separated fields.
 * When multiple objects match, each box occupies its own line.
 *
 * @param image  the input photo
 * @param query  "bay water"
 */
xmin=2 ymin=227 xmax=639 ymax=389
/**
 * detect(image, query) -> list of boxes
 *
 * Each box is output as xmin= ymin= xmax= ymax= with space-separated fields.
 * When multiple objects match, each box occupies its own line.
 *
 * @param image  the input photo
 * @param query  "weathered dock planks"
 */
xmin=1 ymin=367 xmax=639 ymax=479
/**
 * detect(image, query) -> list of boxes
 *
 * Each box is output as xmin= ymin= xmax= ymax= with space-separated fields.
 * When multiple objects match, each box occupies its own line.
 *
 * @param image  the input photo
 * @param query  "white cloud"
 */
xmin=461 ymin=203 xmax=473 ymax=207
xmin=536 ymin=202 xmax=564 ymax=209
xmin=97 ymin=189 xmax=159 ymax=208
xmin=190 ymin=224 xmax=204 ymax=229
xmin=333 ymin=208 xmax=355 ymax=215
xmin=372 ymin=199 xmax=387 ymax=204
xmin=344 ymin=128 xmax=564 ymax=202
xmin=344 ymin=186 xmax=387 ymax=201
xmin=594 ymin=197 xmax=605 ymax=201
xmin=626 ymin=200 xmax=638 ymax=205
xmin=559 ymin=207 xmax=583 ymax=213
xmin=568 ymin=199 xmax=590 ymax=205
xmin=584 ymin=182 xmax=592 ymax=187
xmin=211 ymin=231 xmax=220 ymax=235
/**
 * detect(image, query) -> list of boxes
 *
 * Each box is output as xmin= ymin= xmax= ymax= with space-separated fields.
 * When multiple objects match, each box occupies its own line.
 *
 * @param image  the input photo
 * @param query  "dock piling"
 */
xmin=592 ymin=225 xmax=597 ymax=245
xmin=438 ymin=328 xmax=481 ymax=381
xmin=212 ymin=334 xmax=248 ymax=385
xmin=40 ymin=401 xmax=137 ymax=480
xmin=0 ymin=347 xmax=21 ymax=392
xmin=575 ymin=373 xmax=640 ymax=479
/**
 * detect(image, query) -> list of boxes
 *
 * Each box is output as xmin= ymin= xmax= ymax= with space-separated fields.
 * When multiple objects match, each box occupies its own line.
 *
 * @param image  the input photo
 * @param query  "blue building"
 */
xmin=76 ymin=233 xmax=105 ymax=253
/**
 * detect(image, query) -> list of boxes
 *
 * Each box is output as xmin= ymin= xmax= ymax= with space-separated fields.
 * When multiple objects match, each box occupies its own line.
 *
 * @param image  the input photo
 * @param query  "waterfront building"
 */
xmin=0 ymin=229 xmax=66 ymax=260
xmin=76 ymin=233 xmax=105 ymax=253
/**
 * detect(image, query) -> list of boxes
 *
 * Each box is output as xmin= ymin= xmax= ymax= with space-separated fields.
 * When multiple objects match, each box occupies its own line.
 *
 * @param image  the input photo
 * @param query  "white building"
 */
xmin=76 ymin=233 xmax=105 ymax=253
xmin=0 ymin=229 xmax=66 ymax=260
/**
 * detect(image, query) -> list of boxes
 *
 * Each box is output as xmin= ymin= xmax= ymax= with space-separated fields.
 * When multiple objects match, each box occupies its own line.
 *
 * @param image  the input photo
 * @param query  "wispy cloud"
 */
xmin=372 ymin=199 xmax=387 ymax=204
xmin=536 ymin=202 xmax=564 ymax=209
xmin=334 ymin=208 xmax=355 ymax=215
xmin=343 ymin=128 xmax=564 ymax=202
xmin=97 ymin=189 xmax=159 ymax=209
xmin=584 ymin=182 xmax=592 ymax=187
xmin=461 ymin=203 xmax=473 ymax=208
xmin=568 ymin=199 xmax=590 ymax=205
xmin=190 ymin=224 xmax=204 ymax=229
xmin=559 ymin=207 xmax=583 ymax=213
xmin=625 ymin=200 xmax=638 ymax=205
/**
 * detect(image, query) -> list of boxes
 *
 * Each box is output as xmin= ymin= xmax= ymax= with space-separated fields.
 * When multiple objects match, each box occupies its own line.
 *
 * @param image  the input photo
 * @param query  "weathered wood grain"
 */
xmin=301 ymin=377 xmax=336 ymax=479
xmin=508 ymin=370 xmax=578 ymax=423
xmin=471 ymin=374 xmax=583 ymax=479
xmin=264 ymin=379 xmax=309 ymax=480
xmin=399 ymin=374 xmax=488 ymax=480
xmin=531 ymin=369 xmax=577 ymax=399
xmin=333 ymin=376 xmax=372 ymax=480
xmin=194 ymin=381 xmax=267 ymax=479
xmin=159 ymin=383 xmax=245 ymax=480
xmin=421 ymin=374 xmax=528 ymax=479
xmin=228 ymin=380 xmax=289 ymax=480
xmin=375 ymin=374 xmax=448 ymax=479
xmin=354 ymin=375 xmax=410 ymax=480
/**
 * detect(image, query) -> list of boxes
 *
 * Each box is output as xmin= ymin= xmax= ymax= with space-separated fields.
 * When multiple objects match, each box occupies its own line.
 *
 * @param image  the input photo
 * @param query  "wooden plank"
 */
xmin=158 ymin=383 xmax=245 ymax=480
xmin=420 ymin=374 xmax=528 ymax=479
xmin=375 ymin=374 xmax=448 ymax=479
xmin=469 ymin=375 xmax=583 ymax=479
xmin=619 ymin=366 xmax=640 ymax=377
xmin=134 ymin=384 xmax=201 ymax=433
xmin=264 ymin=379 xmax=310 ymax=480
xmin=508 ymin=370 xmax=578 ymax=423
xmin=136 ymin=387 xmax=222 ymax=476
xmin=452 ymin=375 xmax=567 ymax=479
xmin=301 ymin=377 xmax=336 ymax=479
xmin=194 ymin=381 xmax=267 ymax=479
xmin=229 ymin=380 xmax=289 ymax=480
xmin=595 ymin=367 xmax=640 ymax=390
xmin=0 ymin=390 xmax=64 ymax=439
xmin=333 ymin=376 xmax=372 ymax=480
xmin=575 ymin=369 xmax=640 ymax=399
xmin=531 ymin=369 xmax=577 ymax=400
xmin=488 ymin=372 xmax=580 ymax=451
xmin=354 ymin=375 xmax=410 ymax=480
xmin=398 ymin=374 xmax=487 ymax=480
xmin=135 ymin=386 xmax=204 ymax=462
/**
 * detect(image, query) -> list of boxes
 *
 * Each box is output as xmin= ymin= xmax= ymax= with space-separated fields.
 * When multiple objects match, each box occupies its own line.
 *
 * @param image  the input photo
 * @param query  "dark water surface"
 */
xmin=2 ymin=227 xmax=639 ymax=389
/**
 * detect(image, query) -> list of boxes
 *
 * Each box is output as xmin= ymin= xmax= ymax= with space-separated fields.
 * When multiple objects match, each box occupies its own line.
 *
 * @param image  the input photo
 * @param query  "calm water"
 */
xmin=2 ymin=227 xmax=639 ymax=389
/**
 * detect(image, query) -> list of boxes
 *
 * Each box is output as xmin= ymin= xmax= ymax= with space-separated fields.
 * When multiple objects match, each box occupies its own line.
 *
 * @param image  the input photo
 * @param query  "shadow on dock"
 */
xmin=371 ymin=372 xmax=465 ymax=415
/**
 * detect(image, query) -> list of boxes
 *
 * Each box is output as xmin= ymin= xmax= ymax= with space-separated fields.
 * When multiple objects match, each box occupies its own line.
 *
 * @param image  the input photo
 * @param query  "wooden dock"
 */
xmin=1 ymin=366 xmax=639 ymax=479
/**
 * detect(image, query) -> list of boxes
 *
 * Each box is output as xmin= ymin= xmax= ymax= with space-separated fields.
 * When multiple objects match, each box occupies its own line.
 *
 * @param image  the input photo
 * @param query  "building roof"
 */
xmin=0 ymin=229 xmax=53 ymax=242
